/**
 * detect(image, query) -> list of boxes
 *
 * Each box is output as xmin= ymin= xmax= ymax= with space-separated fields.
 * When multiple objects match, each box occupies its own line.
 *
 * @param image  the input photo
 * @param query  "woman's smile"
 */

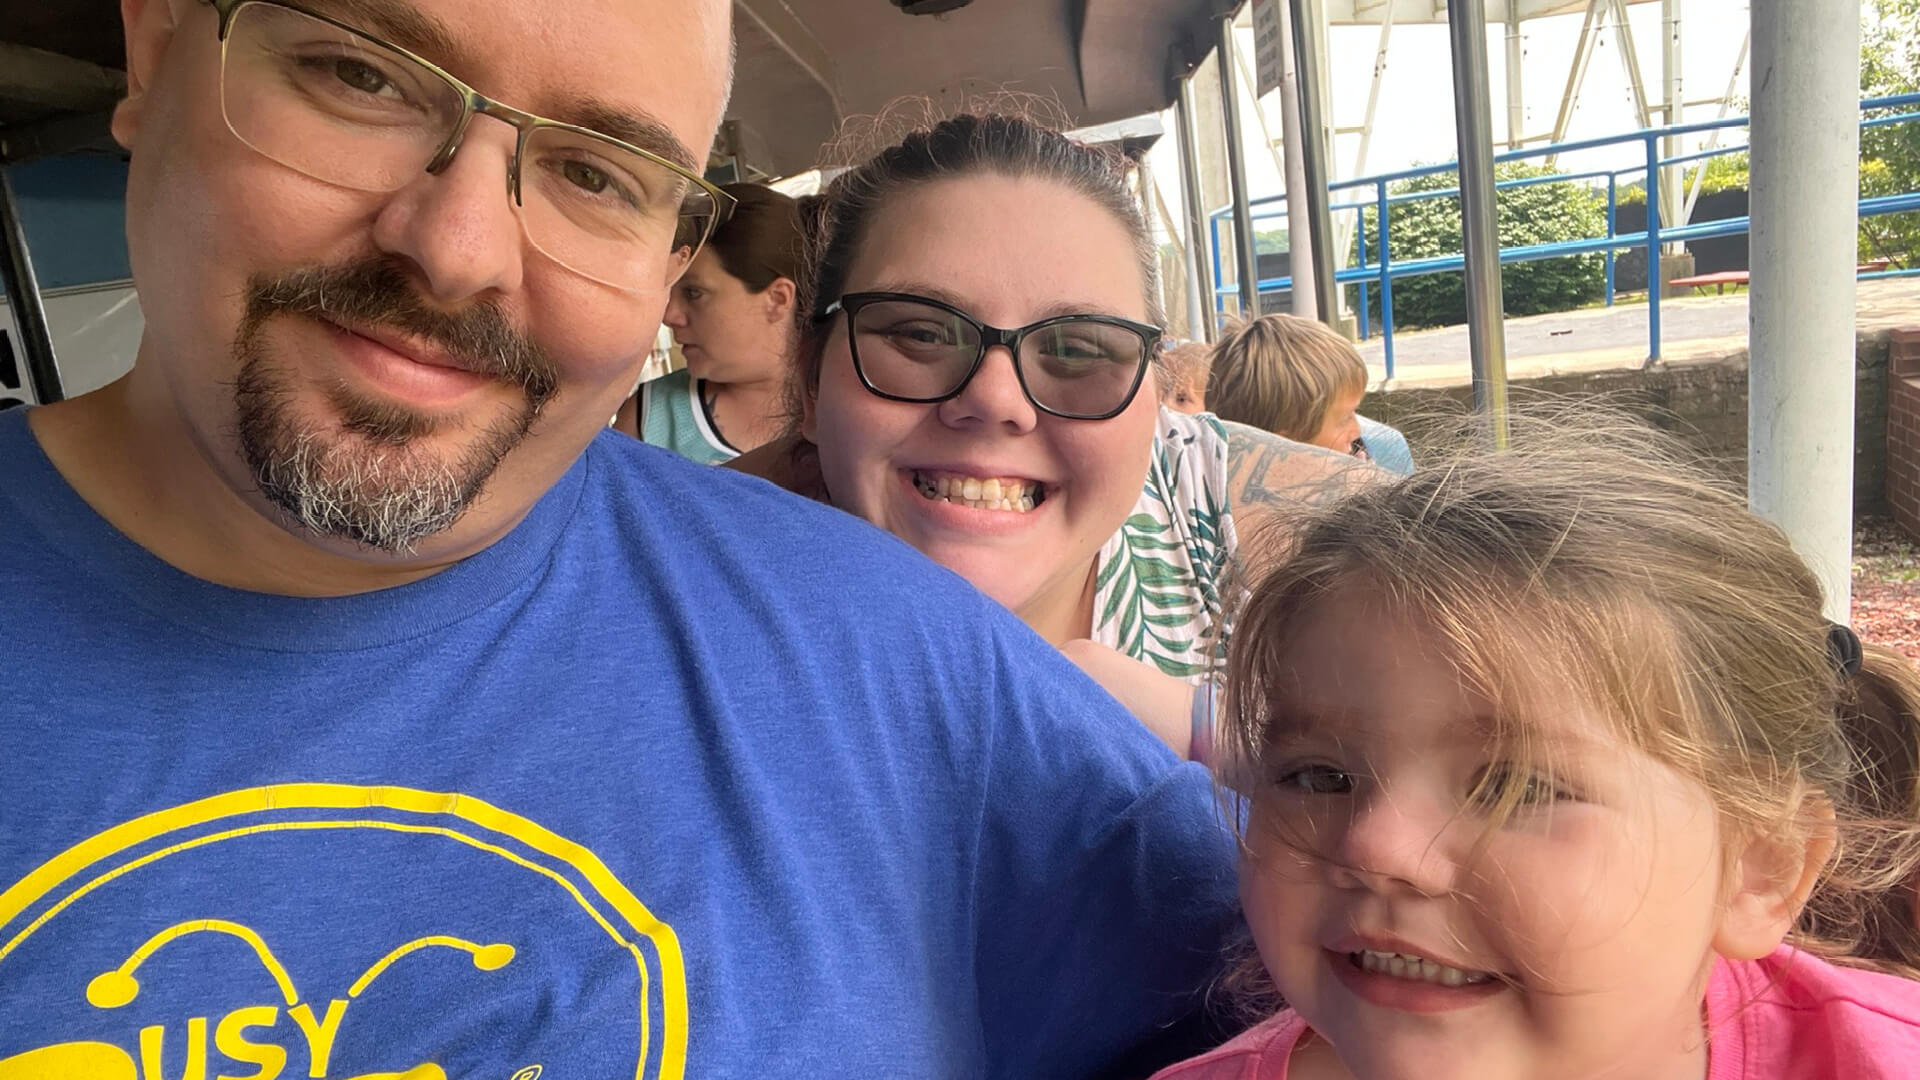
xmin=805 ymin=174 xmax=1160 ymax=638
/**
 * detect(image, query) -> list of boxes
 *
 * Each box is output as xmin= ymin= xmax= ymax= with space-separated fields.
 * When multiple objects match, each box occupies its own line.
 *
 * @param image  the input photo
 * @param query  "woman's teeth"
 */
xmin=912 ymin=471 xmax=1044 ymax=512
xmin=1354 ymin=949 xmax=1493 ymax=988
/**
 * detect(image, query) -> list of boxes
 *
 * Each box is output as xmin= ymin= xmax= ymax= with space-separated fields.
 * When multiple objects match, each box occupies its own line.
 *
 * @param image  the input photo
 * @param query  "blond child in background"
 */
xmin=1154 ymin=423 xmax=1920 ymax=1080
xmin=1208 ymin=314 xmax=1413 ymax=475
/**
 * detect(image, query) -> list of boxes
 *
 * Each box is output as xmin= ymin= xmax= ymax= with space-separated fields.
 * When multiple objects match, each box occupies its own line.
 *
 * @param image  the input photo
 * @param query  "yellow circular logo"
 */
xmin=0 ymin=784 xmax=687 ymax=1080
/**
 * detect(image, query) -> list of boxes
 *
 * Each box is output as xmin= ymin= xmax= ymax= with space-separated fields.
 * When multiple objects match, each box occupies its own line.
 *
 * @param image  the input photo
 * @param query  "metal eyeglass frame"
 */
xmin=823 ymin=291 xmax=1163 ymax=422
xmin=205 ymin=0 xmax=736 ymax=287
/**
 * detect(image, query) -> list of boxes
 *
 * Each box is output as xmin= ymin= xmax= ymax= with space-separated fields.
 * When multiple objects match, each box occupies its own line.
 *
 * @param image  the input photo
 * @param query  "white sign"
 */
xmin=1251 ymin=0 xmax=1287 ymax=99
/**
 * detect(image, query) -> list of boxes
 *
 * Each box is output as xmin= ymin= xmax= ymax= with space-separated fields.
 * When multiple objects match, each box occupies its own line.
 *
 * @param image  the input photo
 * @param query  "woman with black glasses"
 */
xmin=737 ymin=112 xmax=1366 ymax=757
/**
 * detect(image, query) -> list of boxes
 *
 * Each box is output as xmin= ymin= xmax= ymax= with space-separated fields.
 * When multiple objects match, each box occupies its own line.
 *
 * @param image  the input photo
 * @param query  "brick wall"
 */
xmin=1364 ymin=330 xmax=1896 ymax=514
xmin=1890 ymin=328 xmax=1920 ymax=538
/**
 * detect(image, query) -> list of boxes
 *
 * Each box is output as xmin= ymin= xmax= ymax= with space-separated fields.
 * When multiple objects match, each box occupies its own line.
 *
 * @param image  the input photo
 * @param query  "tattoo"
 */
xmin=1223 ymin=420 xmax=1377 ymax=513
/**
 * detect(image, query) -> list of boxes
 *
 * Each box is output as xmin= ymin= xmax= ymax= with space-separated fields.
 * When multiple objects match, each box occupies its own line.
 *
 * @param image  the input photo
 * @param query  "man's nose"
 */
xmin=369 ymin=122 xmax=528 ymax=304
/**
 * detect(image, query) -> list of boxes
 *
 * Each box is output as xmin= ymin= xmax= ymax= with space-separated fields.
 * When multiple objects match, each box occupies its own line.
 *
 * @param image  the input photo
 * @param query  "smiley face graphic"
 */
xmin=0 ymin=784 xmax=687 ymax=1079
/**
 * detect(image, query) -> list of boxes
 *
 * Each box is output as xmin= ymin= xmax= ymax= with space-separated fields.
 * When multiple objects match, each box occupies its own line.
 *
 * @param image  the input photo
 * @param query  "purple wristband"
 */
xmin=1189 ymin=682 xmax=1218 ymax=767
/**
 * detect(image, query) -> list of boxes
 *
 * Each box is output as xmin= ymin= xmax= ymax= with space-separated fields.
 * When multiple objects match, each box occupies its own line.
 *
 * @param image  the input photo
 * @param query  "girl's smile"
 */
xmin=1240 ymin=594 xmax=1728 ymax=1080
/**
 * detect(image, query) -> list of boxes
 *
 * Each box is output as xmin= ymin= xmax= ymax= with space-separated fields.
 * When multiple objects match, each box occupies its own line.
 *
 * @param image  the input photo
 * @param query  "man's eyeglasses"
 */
xmin=206 ymin=0 xmax=734 ymax=292
xmin=823 ymin=292 xmax=1161 ymax=422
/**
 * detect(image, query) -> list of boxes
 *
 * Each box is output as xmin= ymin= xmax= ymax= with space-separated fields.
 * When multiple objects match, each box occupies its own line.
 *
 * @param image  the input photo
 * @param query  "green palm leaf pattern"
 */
xmin=1092 ymin=411 xmax=1233 ymax=680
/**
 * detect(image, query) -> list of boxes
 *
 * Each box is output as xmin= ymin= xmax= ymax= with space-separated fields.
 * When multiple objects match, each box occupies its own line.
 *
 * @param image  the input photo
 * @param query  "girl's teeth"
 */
xmin=1355 ymin=949 xmax=1491 ymax=987
xmin=913 ymin=472 xmax=1042 ymax=513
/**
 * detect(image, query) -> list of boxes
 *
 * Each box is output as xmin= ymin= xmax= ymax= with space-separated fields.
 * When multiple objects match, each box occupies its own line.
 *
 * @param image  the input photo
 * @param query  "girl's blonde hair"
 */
xmin=1222 ymin=413 xmax=1920 ymax=979
xmin=1207 ymin=314 xmax=1368 ymax=443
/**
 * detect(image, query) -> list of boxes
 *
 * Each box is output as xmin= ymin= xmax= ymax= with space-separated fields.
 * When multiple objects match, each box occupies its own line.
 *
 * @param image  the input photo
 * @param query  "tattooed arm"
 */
xmin=1222 ymin=420 xmax=1378 ymax=515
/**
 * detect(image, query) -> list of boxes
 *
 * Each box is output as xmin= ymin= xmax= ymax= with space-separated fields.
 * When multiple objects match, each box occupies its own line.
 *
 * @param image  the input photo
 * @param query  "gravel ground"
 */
xmin=1853 ymin=516 xmax=1920 ymax=662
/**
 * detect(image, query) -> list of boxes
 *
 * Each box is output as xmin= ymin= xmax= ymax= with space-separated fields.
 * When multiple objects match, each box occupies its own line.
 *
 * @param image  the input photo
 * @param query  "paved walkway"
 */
xmin=1354 ymin=276 xmax=1920 ymax=388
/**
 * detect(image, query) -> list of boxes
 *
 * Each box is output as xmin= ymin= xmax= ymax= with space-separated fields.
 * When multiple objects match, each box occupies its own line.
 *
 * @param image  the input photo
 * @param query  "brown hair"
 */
xmin=1208 ymin=313 xmax=1367 ymax=442
xmin=1222 ymin=414 xmax=1920 ymax=980
xmin=705 ymin=183 xmax=807 ymax=293
xmin=1820 ymin=644 xmax=1920 ymax=970
xmin=792 ymin=111 xmax=1165 ymax=409
xmin=1160 ymin=341 xmax=1214 ymax=409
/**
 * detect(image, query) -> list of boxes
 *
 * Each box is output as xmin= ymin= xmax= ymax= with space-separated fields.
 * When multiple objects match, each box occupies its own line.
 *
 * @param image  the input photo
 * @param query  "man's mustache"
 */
xmin=243 ymin=257 xmax=560 ymax=408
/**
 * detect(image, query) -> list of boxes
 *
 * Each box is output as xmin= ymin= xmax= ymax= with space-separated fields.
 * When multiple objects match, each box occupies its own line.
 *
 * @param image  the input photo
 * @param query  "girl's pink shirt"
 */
xmin=1149 ymin=946 xmax=1920 ymax=1080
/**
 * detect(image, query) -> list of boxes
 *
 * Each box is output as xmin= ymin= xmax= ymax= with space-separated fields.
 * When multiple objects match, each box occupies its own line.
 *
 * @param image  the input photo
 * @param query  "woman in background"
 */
xmin=617 ymin=183 xmax=809 ymax=461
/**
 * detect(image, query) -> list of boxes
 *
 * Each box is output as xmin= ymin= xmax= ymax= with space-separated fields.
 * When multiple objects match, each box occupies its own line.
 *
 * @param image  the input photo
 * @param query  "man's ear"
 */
xmin=764 ymin=277 xmax=797 ymax=324
xmin=1713 ymin=795 xmax=1838 ymax=961
xmin=112 ymin=0 xmax=185 ymax=150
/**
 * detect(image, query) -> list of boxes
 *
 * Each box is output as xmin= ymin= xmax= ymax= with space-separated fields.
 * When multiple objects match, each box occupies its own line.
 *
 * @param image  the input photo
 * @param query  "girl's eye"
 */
xmin=1272 ymin=762 xmax=1356 ymax=796
xmin=1470 ymin=764 xmax=1570 ymax=811
xmin=883 ymin=321 xmax=959 ymax=347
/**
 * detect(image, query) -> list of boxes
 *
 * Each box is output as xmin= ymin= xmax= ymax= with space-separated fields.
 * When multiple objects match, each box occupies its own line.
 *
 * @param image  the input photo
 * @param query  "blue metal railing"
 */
xmin=1207 ymin=92 xmax=1920 ymax=379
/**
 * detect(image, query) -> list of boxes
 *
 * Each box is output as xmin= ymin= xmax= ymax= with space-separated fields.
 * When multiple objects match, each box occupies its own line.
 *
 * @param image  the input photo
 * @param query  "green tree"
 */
xmin=1353 ymin=161 xmax=1610 ymax=330
xmin=1614 ymin=150 xmax=1749 ymax=208
xmin=1255 ymin=228 xmax=1290 ymax=256
xmin=1861 ymin=0 xmax=1920 ymax=267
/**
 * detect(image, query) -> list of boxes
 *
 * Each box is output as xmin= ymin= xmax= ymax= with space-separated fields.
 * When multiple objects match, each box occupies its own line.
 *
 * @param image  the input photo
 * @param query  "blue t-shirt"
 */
xmin=1357 ymin=415 xmax=1414 ymax=476
xmin=0 ymin=410 xmax=1238 ymax=1078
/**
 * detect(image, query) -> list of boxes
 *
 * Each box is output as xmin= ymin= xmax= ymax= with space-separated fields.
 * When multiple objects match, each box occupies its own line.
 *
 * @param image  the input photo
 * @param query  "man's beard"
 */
xmin=232 ymin=257 xmax=560 ymax=554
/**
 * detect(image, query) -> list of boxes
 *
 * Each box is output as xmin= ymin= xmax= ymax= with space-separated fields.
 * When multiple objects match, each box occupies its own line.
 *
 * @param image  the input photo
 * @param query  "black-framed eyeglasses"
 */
xmin=204 ymin=0 xmax=735 ymax=292
xmin=823 ymin=292 xmax=1162 ymax=421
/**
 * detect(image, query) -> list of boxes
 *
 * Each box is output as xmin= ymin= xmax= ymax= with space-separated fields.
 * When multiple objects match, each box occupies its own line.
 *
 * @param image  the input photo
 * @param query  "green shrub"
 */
xmin=1615 ymin=150 xmax=1749 ymax=208
xmin=1860 ymin=0 xmax=1920 ymax=267
xmin=1352 ymin=161 xmax=1610 ymax=331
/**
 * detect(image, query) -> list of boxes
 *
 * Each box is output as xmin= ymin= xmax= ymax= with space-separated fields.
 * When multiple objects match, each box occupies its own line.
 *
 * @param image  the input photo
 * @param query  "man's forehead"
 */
xmin=295 ymin=0 xmax=730 ymax=170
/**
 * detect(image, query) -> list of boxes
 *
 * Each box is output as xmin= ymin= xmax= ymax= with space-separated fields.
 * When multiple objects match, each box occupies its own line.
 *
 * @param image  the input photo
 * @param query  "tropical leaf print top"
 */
xmin=1091 ymin=408 xmax=1237 ymax=683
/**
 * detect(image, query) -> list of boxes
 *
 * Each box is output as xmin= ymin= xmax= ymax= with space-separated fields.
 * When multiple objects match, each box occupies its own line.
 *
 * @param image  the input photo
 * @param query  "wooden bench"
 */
xmin=1667 ymin=259 xmax=1895 ymax=296
xmin=1667 ymin=270 xmax=1750 ymax=294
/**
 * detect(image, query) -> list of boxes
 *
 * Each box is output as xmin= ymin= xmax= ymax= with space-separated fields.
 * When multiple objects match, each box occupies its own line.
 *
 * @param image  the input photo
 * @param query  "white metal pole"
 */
xmin=1611 ymin=0 xmax=1654 ymax=130
xmin=1174 ymin=77 xmax=1218 ymax=341
xmin=1287 ymin=0 xmax=1341 ymax=329
xmin=1449 ymin=0 xmax=1510 ymax=448
xmin=1661 ymin=0 xmax=1686 ymax=252
xmin=1681 ymin=30 xmax=1749 ymax=224
xmin=1276 ymin=0 xmax=1317 ymax=317
xmin=1505 ymin=7 xmax=1524 ymax=149
xmin=1334 ymin=9 xmax=1394 ymax=274
xmin=1218 ymin=15 xmax=1262 ymax=317
xmin=1547 ymin=0 xmax=1607 ymax=166
xmin=1748 ymin=0 xmax=1860 ymax=620
xmin=1351 ymin=12 xmax=1394 ymax=180
xmin=1230 ymin=21 xmax=1315 ymax=317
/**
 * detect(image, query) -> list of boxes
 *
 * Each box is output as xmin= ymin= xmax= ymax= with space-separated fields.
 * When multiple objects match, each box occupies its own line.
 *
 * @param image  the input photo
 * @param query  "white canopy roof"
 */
xmin=727 ymin=0 xmax=1218 ymax=176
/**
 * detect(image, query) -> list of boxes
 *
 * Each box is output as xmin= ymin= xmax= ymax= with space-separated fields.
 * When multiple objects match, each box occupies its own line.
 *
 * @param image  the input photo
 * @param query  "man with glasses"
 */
xmin=0 ymin=0 xmax=1238 ymax=1075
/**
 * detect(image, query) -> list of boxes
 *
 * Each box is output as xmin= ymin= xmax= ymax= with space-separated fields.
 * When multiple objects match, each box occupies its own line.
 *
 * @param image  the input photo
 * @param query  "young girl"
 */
xmin=1156 ymin=424 xmax=1920 ymax=1080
